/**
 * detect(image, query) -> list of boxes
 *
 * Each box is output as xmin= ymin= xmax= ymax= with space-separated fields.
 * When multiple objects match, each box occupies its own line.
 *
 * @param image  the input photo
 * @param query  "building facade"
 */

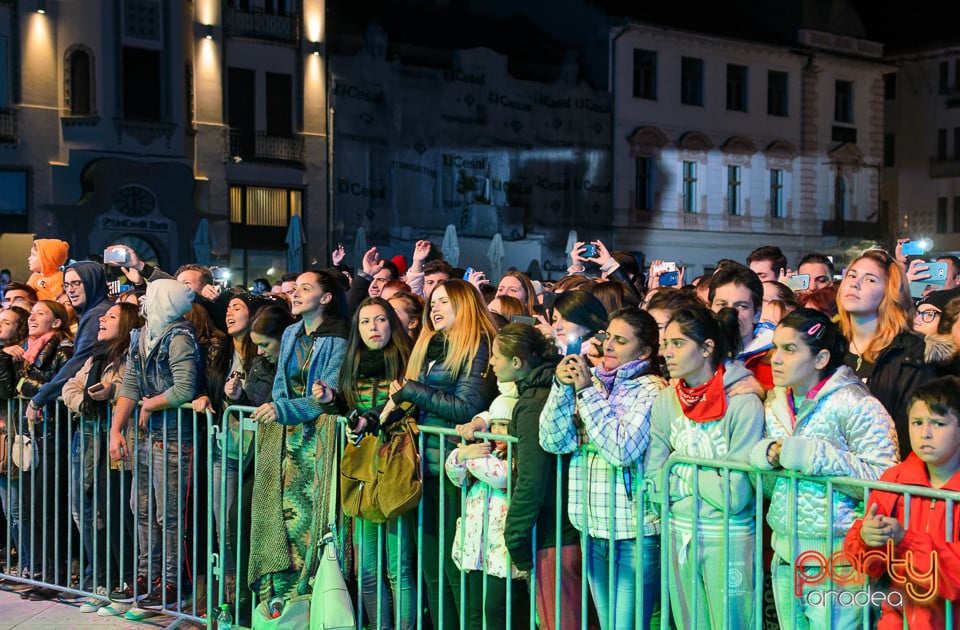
xmin=0 ymin=0 xmax=329 ymax=285
xmin=884 ymin=45 xmax=960 ymax=253
xmin=609 ymin=23 xmax=891 ymax=275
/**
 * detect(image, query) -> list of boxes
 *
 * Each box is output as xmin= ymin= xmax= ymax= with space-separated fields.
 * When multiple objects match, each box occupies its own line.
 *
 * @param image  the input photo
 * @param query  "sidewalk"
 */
xmin=0 ymin=586 xmax=206 ymax=629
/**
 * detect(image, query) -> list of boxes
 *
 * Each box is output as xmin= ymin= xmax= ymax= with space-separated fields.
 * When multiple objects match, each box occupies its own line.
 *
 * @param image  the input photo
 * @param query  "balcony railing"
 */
xmin=224 ymin=6 xmax=299 ymax=44
xmin=0 ymin=108 xmax=18 ymax=144
xmin=226 ymin=128 xmax=305 ymax=166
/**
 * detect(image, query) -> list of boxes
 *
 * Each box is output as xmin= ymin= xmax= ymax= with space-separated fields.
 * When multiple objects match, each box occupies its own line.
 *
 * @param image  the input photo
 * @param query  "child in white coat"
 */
xmin=446 ymin=383 xmax=528 ymax=629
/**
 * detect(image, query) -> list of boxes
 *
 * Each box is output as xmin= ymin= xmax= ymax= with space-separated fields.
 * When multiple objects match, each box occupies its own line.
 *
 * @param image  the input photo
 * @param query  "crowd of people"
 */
xmin=0 ymin=235 xmax=957 ymax=629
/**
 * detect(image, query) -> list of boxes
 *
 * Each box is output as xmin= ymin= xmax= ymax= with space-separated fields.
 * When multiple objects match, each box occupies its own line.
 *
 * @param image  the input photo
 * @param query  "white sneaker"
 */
xmin=97 ymin=601 xmax=132 ymax=617
xmin=79 ymin=586 xmax=108 ymax=613
xmin=124 ymin=606 xmax=158 ymax=621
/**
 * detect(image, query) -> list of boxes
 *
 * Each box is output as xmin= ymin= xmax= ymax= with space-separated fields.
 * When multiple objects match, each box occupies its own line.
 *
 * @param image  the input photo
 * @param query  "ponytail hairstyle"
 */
xmin=608 ymin=306 xmax=662 ymax=376
xmin=667 ymin=305 xmax=742 ymax=369
xmin=300 ymin=269 xmax=350 ymax=323
xmin=494 ymin=322 xmax=556 ymax=371
xmin=776 ymin=308 xmax=848 ymax=375
xmin=38 ymin=300 xmax=73 ymax=339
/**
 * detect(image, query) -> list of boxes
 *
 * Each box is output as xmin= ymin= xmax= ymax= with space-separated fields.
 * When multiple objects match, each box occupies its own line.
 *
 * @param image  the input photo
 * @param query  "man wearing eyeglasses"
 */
xmin=913 ymin=287 xmax=960 ymax=336
xmin=24 ymin=262 xmax=112 ymax=424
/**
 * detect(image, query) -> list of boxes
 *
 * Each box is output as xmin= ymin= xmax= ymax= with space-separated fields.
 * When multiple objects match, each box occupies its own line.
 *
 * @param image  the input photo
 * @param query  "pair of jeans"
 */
xmin=586 ymin=536 xmax=659 ymax=630
xmin=0 ymin=473 xmax=28 ymax=574
xmin=69 ymin=426 xmax=107 ymax=589
xmin=771 ymin=554 xmax=865 ymax=630
xmin=132 ymin=435 xmax=193 ymax=585
xmin=357 ymin=514 xmax=416 ymax=630
xmin=20 ymin=417 xmax=68 ymax=584
xmin=211 ymin=453 xmax=238 ymax=574
xmin=97 ymin=466 xmax=135 ymax=587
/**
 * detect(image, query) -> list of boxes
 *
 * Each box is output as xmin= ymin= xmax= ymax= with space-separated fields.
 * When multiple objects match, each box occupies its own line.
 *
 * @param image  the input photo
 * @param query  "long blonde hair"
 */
xmin=836 ymin=249 xmax=913 ymax=363
xmin=406 ymin=279 xmax=497 ymax=381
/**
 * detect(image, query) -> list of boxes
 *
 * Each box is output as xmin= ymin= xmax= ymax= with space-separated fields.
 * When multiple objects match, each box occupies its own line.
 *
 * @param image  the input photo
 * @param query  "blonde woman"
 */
xmin=386 ymin=279 xmax=497 ymax=629
xmin=836 ymin=248 xmax=937 ymax=459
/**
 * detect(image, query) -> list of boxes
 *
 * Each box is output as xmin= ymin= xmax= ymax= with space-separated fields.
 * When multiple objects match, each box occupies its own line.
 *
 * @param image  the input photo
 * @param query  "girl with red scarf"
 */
xmin=645 ymin=305 xmax=764 ymax=630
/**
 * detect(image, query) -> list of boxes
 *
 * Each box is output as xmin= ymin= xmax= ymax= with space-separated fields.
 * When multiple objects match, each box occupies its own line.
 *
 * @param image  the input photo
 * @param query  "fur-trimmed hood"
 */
xmin=923 ymin=333 xmax=958 ymax=365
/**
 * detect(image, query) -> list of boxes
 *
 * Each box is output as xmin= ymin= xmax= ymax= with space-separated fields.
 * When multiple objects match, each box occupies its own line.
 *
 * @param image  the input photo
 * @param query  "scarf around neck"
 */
xmin=357 ymin=346 xmax=387 ymax=379
xmin=24 ymin=331 xmax=56 ymax=365
xmin=675 ymin=363 xmax=728 ymax=423
xmin=425 ymin=332 xmax=448 ymax=363
xmin=595 ymin=358 xmax=649 ymax=393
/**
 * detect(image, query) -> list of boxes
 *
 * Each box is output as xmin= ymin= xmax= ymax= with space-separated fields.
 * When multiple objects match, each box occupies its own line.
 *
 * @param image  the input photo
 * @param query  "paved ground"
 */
xmin=0 ymin=585 xmax=207 ymax=629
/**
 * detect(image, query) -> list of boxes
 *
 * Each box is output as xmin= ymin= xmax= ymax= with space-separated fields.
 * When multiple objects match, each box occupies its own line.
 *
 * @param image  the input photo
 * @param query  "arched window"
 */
xmin=65 ymin=46 xmax=96 ymax=117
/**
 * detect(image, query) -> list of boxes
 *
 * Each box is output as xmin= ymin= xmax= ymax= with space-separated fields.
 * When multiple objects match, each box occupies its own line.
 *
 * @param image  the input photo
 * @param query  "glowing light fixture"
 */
xmin=203 ymin=24 xmax=214 ymax=40
xmin=310 ymin=41 xmax=321 ymax=56
xmin=35 ymin=0 xmax=47 ymax=13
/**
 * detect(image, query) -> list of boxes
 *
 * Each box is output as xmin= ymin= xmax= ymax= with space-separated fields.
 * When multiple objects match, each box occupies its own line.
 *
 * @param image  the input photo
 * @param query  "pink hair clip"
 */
xmin=807 ymin=323 xmax=823 ymax=338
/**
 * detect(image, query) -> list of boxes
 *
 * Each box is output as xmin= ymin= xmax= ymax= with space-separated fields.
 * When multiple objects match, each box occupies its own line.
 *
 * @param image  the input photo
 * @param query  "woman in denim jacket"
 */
xmin=248 ymin=270 xmax=348 ymax=604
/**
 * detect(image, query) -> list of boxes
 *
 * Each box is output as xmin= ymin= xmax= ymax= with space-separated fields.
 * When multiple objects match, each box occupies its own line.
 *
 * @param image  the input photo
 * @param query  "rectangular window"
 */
xmin=122 ymin=46 xmax=161 ymax=120
xmin=954 ymin=197 xmax=960 ymax=233
xmin=632 ymin=49 xmax=657 ymax=100
xmin=726 ymin=165 xmax=742 ymax=215
xmin=883 ymin=133 xmax=895 ymax=167
xmin=726 ymin=64 xmax=748 ymax=112
xmin=681 ymin=57 xmax=704 ymax=106
xmin=940 ymin=61 xmax=950 ymax=94
xmin=834 ymin=80 xmax=854 ymax=123
xmin=937 ymin=197 xmax=948 ymax=233
xmin=265 ymin=72 xmax=293 ymax=137
xmin=939 ymin=129 xmax=948 ymax=160
xmin=0 ymin=169 xmax=28 ymax=232
xmin=767 ymin=70 xmax=788 ymax=116
xmin=230 ymin=185 xmax=301 ymax=226
xmin=635 ymin=157 xmax=654 ymax=210
xmin=770 ymin=169 xmax=784 ymax=218
xmin=682 ymin=161 xmax=697 ymax=213
xmin=884 ymin=72 xmax=897 ymax=100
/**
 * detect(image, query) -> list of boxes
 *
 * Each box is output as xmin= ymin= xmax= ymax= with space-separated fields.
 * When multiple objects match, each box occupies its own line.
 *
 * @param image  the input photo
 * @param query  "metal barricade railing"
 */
xmin=0 ymin=397 xmax=209 ymax=628
xmin=4 ymin=396 xmax=959 ymax=630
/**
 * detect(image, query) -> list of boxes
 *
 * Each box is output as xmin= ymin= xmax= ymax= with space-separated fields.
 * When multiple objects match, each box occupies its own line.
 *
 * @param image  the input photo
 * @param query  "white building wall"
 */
xmin=610 ymin=23 xmax=888 ymax=274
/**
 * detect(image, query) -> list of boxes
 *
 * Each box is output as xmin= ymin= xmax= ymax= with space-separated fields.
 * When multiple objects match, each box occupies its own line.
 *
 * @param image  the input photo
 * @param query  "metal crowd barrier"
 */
xmin=2 ymin=397 xmax=958 ymax=630
xmin=0 ymin=397 xmax=208 ymax=628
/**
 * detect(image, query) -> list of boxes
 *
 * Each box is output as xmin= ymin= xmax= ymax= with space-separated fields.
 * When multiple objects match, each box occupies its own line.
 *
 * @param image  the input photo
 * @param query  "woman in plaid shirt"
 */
xmin=540 ymin=307 xmax=668 ymax=630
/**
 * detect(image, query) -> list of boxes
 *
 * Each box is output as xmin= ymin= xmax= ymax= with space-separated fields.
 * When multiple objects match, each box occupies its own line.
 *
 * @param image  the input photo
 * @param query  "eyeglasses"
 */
xmin=915 ymin=310 xmax=941 ymax=323
xmin=62 ymin=280 xmax=83 ymax=290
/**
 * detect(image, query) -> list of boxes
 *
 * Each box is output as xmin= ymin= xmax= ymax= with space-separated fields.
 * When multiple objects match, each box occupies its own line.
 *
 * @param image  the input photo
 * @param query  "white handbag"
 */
xmin=10 ymin=431 xmax=37 ymax=472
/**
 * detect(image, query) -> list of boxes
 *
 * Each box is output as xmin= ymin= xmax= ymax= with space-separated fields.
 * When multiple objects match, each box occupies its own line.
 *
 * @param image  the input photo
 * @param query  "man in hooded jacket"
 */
xmin=25 ymin=260 xmax=113 ymax=421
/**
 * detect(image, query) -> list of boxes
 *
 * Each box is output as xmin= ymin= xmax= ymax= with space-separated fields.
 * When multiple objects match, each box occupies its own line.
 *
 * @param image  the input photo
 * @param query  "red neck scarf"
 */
xmin=675 ymin=363 xmax=728 ymax=423
xmin=23 ymin=331 xmax=55 ymax=365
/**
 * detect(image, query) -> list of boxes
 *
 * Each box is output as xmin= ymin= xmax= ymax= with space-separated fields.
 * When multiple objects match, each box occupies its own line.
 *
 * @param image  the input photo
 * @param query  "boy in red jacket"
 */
xmin=844 ymin=376 xmax=960 ymax=629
